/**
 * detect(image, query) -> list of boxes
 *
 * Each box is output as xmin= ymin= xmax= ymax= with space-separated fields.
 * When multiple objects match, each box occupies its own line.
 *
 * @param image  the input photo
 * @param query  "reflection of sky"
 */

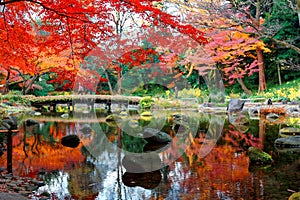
xmin=92 ymin=148 xmax=155 ymax=200
xmin=34 ymin=157 xmax=196 ymax=200
xmin=36 ymin=171 xmax=70 ymax=199
xmin=35 ymin=149 xmax=157 ymax=200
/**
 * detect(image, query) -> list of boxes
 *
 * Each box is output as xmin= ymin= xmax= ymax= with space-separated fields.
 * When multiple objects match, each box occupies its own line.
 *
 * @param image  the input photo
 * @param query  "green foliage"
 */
xmin=121 ymin=132 xmax=147 ymax=153
xmin=139 ymin=96 xmax=154 ymax=109
xmin=130 ymin=83 xmax=168 ymax=97
xmin=29 ymin=74 xmax=54 ymax=96
xmin=50 ymin=91 xmax=72 ymax=96
xmin=178 ymin=88 xmax=200 ymax=98
xmin=262 ymin=0 xmax=300 ymax=85
xmin=154 ymin=98 xmax=180 ymax=108
xmin=3 ymin=90 xmax=30 ymax=105
xmin=247 ymin=146 xmax=273 ymax=164
xmin=265 ymin=0 xmax=300 ymax=42
xmin=0 ymin=132 xmax=5 ymax=143
xmin=177 ymin=88 xmax=209 ymax=103
xmin=252 ymin=78 xmax=300 ymax=101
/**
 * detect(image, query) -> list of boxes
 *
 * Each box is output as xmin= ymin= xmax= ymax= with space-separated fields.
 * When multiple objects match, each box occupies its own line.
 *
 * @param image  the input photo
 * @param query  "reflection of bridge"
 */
xmin=24 ymin=95 xmax=141 ymax=112
xmin=23 ymin=116 xmax=108 ymax=123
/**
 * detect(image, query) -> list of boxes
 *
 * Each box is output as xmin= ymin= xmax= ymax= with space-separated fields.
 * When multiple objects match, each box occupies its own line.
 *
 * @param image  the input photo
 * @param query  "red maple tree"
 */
xmin=0 ymin=0 xmax=208 ymax=94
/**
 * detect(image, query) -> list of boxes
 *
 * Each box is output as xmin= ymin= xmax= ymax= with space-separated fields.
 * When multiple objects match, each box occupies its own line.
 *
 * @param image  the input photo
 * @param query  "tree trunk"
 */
xmin=21 ymin=79 xmax=27 ymax=95
xmin=277 ymin=63 xmax=282 ymax=85
xmin=23 ymin=74 xmax=39 ymax=95
xmin=258 ymin=120 xmax=266 ymax=148
xmin=117 ymin=69 xmax=122 ymax=95
xmin=257 ymin=47 xmax=266 ymax=93
xmin=268 ymin=37 xmax=300 ymax=55
xmin=236 ymin=78 xmax=252 ymax=95
xmin=101 ymin=66 xmax=113 ymax=95
xmin=3 ymin=70 xmax=10 ymax=94
xmin=255 ymin=0 xmax=266 ymax=93
xmin=104 ymin=71 xmax=114 ymax=95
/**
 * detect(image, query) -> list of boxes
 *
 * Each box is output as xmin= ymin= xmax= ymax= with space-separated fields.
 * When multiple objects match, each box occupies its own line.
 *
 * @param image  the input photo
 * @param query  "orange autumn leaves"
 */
xmin=185 ymin=141 xmax=250 ymax=180
xmin=181 ymin=127 xmax=261 ymax=194
xmin=118 ymin=48 xmax=161 ymax=68
xmin=1 ymin=122 xmax=87 ymax=177
xmin=0 ymin=0 xmax=208 ymax=93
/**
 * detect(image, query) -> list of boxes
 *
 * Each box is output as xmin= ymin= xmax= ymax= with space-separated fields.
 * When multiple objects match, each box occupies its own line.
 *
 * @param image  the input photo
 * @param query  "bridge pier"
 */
xmin=67 ymin=103 xmax=72 ymax=113
xmin=106 ymin=101 xmax=112 ymax=113
xmin=90 ymin=102 xmax=95 ymax=111
xmin=50 ymin=103 xmax=56 ymax=113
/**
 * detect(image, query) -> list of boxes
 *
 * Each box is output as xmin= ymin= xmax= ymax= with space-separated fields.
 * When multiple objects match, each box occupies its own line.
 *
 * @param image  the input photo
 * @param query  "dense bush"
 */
xmin=139 ymin=96 xmax=154 ymax=109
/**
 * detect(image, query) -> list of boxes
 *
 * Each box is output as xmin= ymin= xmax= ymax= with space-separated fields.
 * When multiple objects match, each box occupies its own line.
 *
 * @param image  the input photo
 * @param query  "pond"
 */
xmin=0 ymin=110 xmax=300 ymax=200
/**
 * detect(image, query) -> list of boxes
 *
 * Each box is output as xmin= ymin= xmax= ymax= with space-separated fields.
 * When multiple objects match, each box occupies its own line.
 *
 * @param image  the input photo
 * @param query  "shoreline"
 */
xmin=0 ymin=173 xmax=46 ymax=199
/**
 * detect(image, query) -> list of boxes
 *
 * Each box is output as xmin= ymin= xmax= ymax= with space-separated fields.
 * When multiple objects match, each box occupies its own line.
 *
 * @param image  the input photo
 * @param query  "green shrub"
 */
xmin=29 ymin=74 xmax=54 ymax=96
xmin=3 ymin=90 xmax=30 ymax=105
xmin=251 ymin=78 xmax=300 ymax=101
xmin=139 ymin=96 xmax=154 ymax=109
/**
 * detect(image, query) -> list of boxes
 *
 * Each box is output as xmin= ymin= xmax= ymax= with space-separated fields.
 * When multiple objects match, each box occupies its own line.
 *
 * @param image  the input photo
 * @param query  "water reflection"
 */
xmin=0 ymin=112 xmax=299 ymax=199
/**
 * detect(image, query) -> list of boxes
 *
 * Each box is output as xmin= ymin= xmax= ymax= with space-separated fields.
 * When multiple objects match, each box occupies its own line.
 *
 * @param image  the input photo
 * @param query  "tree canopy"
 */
xmin=0 ymin=0 xmax=299 ymax=95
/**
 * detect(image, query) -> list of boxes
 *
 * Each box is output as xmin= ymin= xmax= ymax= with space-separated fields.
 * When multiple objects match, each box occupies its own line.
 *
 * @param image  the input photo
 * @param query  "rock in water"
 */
xmin=122 ymin=153 xmax=162 ymax=172
xmin=247 ymin=146 xmax=273 ymax=165
xmin=279 ymin=127 xmax=300 ymax=137
xmin=227 ymin=98 xmax=245 ymax=112
xmin=61 ymin=113 xmax=69 ymax=119
xmin=61 ymin=135 xmax=80 ymax=148
xmin=119 ymin=111 xmax=128 ymax=117
xmin=122 ymin=171 xmax=161 ymax=189
xmin=266 ymin=113 xmax=279 ymax=121
xmin=128 ymin=119 xmax=139 ymax=128
xmin=25 ymin=119 xmax=39 ymax=126
xmin=266 ymin=98 xmax=272 ymax=105
xmin=143 ymin=128 xmax=172 ymax=144
xmin=140 ymin=111 xmax=152 ymax=117
xmin=275 ymin=136 xmax=300 ymax=148
xmin=34 ymin=112 xmax=42 ymax=116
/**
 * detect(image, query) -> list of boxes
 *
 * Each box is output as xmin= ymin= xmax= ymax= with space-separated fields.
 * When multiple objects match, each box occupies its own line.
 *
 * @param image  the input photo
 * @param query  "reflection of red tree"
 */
xmin=176 ymin=142 xmax=251 ymax=199
xmin=1 ymin=122 xmax=86 ymax=178
xmin=223 ymin=125 xmax=262 ymax=149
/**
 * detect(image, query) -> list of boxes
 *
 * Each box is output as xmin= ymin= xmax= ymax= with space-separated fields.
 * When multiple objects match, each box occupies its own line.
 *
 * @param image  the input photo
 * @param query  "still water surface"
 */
xmin=1 ymin=111 xmax=300 ymax=199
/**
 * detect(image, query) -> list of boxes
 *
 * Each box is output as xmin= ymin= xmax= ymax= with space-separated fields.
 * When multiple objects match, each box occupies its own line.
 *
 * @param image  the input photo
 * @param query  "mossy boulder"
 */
xmin=139 ymin=96 xmax=154 ymax=109
xmin=247 ymin=147 xmax=273 ymax=165
xmin=289 ymin=192 xmax=300 ymax=200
